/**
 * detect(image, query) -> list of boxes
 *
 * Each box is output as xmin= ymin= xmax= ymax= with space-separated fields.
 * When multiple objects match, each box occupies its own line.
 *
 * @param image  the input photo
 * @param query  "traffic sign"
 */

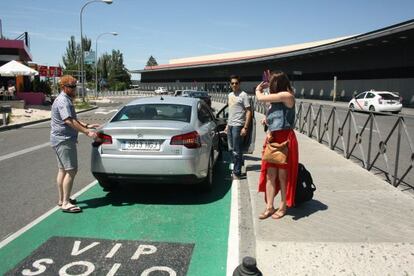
xmin=84 ymin=51 xmax=96 ymax=64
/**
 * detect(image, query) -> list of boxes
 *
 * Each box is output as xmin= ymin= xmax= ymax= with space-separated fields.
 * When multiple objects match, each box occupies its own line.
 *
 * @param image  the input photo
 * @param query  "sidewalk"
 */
xmin=243 ymin=111 xmax=414 ymax=275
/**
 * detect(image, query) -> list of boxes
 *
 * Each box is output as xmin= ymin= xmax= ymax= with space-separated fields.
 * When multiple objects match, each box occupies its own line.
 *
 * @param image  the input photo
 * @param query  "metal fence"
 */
xmin=209 ymin=92 xmax=414 ymax=189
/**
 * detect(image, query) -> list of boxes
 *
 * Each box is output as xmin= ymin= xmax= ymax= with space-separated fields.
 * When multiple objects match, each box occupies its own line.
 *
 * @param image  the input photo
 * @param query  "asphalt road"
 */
xmin=1 ymin=95 xmax=413 ymax=245
xmin=0 ymin=96 xmax=235 ymax=275
xmin=0 ymin=97 xmax=132 ymax=241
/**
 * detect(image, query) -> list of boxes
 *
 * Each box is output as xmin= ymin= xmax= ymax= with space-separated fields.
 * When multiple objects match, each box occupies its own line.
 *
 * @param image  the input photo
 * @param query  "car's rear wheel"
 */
xmin=369 ymin=105 xmax=375 ymax=112
xmin=200 ymin=152 xmax=214 ymax=192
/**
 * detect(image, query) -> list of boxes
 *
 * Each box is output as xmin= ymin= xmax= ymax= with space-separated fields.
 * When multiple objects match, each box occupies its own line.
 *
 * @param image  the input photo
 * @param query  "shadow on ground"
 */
xmin=79 ymin=153 xmax=233 ymax=210
xmin=288 ymin=199 xmax=328 ymax=220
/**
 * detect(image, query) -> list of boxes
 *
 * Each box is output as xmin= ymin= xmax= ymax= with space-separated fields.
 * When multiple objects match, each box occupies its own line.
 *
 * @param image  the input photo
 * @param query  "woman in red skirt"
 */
xmin=255 ymin=71 xmax=299 ymax=219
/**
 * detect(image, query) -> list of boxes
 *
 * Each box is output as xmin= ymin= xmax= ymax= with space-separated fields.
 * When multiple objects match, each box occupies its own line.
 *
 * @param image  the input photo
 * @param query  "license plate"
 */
xmin=122 ymin=140 xmax=161 ymax=151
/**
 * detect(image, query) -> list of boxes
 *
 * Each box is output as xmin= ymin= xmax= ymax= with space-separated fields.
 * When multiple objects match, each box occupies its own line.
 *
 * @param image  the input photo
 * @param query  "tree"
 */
xmin=146 ymin=55 xmax=158 ymax=66
xmin=61 ymin=36 xmax=130 ymax=91
xmin=61 ymin=36 xmax=92 ymax=80
xmin=62 ymin=36 xmax=80 ymax=77
xmin=97 ymin=50 xmax=131 ymax=91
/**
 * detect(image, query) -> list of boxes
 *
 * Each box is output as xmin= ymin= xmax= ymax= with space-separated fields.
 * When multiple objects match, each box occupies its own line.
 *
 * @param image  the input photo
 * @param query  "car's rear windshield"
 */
xmin=378 ymin=93 xmax=399 ymax=100
xmin=111 ymin=104 xmax=192 ymax=123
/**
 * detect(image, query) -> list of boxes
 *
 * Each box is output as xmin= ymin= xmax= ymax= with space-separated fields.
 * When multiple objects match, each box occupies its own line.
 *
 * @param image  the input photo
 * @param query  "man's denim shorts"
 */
xmin=53 ymin=140 xmax=78 ymax=170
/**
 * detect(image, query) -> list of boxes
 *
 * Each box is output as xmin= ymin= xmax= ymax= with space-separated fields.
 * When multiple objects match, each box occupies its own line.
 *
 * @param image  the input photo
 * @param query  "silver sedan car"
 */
xmin=91 ymin=96 xmax=224 ymax=191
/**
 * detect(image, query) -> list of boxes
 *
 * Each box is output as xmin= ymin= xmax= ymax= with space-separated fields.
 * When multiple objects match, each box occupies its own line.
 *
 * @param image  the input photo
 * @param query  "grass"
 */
xmin=74 ymin=100 xmax=92 ymax=110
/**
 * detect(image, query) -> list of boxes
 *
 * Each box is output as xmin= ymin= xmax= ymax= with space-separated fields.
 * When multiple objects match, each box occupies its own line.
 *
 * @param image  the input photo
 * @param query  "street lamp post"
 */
xmin=80 ymin=0 xmax=113 ymax=102
xmin=95 ymin=32 xmax=118 ymax=98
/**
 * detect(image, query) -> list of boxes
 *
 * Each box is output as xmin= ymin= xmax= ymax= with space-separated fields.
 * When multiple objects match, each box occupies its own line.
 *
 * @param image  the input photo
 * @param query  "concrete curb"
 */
xmin=0 ymin=106 xmax=98 ymax=132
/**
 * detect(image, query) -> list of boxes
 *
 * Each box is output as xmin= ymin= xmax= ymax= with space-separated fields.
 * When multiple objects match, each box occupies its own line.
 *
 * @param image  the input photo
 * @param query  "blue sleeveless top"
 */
xmin=266 ymin=102 xmax=295 ymax=132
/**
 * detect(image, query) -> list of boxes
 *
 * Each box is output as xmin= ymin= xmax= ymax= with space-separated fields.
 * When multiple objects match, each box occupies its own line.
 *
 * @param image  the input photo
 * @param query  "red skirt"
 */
xmin=258 ymin=129 xmax=299 ymax=207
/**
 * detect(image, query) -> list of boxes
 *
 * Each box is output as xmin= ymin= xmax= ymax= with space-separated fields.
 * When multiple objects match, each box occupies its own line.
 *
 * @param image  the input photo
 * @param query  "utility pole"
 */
xmin=333 ymin=76 xmax=337 ymax=102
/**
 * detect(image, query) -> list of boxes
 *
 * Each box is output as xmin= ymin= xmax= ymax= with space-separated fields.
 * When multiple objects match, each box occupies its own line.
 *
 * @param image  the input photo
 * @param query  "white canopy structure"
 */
xmin=0 ymin=60 xmax=38 ymax=76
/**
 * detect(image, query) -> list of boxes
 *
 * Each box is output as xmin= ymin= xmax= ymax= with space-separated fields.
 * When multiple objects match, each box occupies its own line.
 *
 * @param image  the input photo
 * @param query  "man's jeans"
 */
xmin=228 ymin=125 xmax=244 ymax=176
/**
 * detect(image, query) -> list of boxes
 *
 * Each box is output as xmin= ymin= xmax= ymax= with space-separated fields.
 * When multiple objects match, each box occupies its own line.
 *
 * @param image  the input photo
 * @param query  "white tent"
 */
xmin=0 ymin=60 xmax=38 ymax=76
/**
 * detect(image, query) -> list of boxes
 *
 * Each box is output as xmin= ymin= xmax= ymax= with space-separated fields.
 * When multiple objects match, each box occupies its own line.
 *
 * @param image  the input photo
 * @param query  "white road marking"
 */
xmin=94 ymin=109 xmax=118 ymax=115
xmin=0 ymin=142 xmax=51 ymax=162
xmin=357 ymin=125 xmax=379 ymax=133
xmin=0 ymin=180 xmax=98 ymax=249
xmin=226 ymin=179 xmax=240 ymax=276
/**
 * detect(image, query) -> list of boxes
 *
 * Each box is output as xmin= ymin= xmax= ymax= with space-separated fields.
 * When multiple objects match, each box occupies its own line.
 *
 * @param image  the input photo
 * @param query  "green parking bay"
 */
xmin=0 ymin=159 xmax=232 ymax=275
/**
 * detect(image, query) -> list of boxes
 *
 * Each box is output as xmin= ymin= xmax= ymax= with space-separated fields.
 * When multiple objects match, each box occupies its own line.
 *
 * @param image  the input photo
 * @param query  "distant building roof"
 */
xmin=140 ymin=36 xmax=353 ymax=72
xmin=132 ymin=19 xmax=414 ymax=73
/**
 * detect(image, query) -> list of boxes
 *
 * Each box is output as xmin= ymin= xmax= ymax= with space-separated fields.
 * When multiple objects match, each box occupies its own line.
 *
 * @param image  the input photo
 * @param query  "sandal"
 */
xmin=61 ymin=205 xmax=82 ymax=213
xmin=271 ymin=208 xmax=286 ymax=219
xmin=259 ymin=207 xmax=276 ymax=220
xmin=58 ymin=198 xmax=77 ymax=207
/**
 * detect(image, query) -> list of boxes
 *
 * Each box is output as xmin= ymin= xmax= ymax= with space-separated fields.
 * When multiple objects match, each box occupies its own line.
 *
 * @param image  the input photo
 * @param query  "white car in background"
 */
xmin=154 ymin=87 xmax=168 ymax=94
xmin=348 ymin=90 xmax=403 ymax=114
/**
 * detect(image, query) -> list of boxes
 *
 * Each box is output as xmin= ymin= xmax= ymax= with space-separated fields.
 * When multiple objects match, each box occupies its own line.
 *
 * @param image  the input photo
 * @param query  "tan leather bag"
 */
xmin=262 ymin=141 xmax=289 ymax=164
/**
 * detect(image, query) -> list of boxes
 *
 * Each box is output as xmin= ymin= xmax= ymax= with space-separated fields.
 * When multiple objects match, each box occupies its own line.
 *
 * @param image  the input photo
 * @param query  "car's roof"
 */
xmin=363 ymin=90 xmax=398 ymax=95
xmin=126 ymin=96 xmax=200 ymax=107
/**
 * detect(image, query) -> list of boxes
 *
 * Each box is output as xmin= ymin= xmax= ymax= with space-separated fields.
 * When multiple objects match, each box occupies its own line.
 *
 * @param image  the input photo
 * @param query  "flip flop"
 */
xmin=61 ymin=205 xmax=82 ymax=213
xmin=58 ymin=198 xmax=77 ymax=207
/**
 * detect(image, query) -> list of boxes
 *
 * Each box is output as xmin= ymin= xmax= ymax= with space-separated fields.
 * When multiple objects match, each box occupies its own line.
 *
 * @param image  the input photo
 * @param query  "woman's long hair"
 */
xmin=269 ymin=71 xmax=292 ymax=94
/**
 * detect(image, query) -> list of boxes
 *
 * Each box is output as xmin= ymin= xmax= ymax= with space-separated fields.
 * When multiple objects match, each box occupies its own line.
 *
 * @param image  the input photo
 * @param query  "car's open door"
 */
xmin=215 ymin=97 xmax=256 ymax=154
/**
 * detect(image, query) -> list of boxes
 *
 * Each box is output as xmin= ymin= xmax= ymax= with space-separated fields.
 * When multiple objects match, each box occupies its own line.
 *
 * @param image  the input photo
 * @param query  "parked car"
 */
xmin=154 ymin=87 xmax=168 ymax=94
xmin=174 ymin=90 xmax=183 ymax=96
xmin=182 ymin=90 xmax=212 ymax=108
xmin=348 ymin=90 xmax=403 ymax=114
xmin=91 ymin=96 xmax=227 ymax=191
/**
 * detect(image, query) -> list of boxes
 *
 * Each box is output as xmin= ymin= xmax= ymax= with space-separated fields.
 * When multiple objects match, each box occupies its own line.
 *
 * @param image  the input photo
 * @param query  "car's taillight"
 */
xmin=170 ymin=131 xmax=201 ymax=148
xmin=92 ymin=132 xmax=112 ymax=147
xmin=378 ymin=97 xmax=383 ymax=104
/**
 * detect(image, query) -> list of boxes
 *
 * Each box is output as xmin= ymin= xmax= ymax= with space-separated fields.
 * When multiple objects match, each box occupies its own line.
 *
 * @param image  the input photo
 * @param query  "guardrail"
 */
xmin=209 ymin=92 xmax=414 ymax=189
xmin=294 ymin=103 xmax=413 ymax=188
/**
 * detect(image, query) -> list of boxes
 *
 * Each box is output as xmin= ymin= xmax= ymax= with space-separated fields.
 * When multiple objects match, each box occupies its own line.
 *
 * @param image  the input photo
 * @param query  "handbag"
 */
xmin=262 ymin=140 xmax=289 ymax=164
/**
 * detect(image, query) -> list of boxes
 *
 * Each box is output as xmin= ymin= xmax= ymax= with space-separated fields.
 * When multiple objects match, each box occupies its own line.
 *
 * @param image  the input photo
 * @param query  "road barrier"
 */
xmin=209 ymin=92 xmax=413 ymax=189
xmin=0 ymin=105 xmax=11 ymax=126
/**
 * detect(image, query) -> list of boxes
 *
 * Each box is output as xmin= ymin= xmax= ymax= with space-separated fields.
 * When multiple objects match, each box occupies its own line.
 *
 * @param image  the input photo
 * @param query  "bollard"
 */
xmin=1 ymin=105 xmax=12 ymax=126
xmin=233 ymin=256 xmax=262 ymax=276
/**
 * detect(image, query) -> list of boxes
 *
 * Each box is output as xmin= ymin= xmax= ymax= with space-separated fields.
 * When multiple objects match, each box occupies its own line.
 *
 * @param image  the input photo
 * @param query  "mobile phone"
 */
xmin=262 ymin=70 xmax=270 ymax=84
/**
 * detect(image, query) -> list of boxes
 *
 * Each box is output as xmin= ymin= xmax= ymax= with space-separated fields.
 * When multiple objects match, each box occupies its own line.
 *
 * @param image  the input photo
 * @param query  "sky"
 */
xmin=1 ymin=0 xmax=414 ymax=80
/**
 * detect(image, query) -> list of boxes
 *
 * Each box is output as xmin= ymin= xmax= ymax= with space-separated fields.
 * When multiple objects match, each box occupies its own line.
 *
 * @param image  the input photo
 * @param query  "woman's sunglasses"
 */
xmin=230 ymin=82 xmax=239 ymax=85
xmin=65 ymin=84 xmax=77 ymax=89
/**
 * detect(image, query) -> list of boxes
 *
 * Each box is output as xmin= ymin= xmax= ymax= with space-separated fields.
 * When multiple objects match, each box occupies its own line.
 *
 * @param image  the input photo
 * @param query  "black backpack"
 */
xmin=295 ymin=163 xmax=316 ymax=206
